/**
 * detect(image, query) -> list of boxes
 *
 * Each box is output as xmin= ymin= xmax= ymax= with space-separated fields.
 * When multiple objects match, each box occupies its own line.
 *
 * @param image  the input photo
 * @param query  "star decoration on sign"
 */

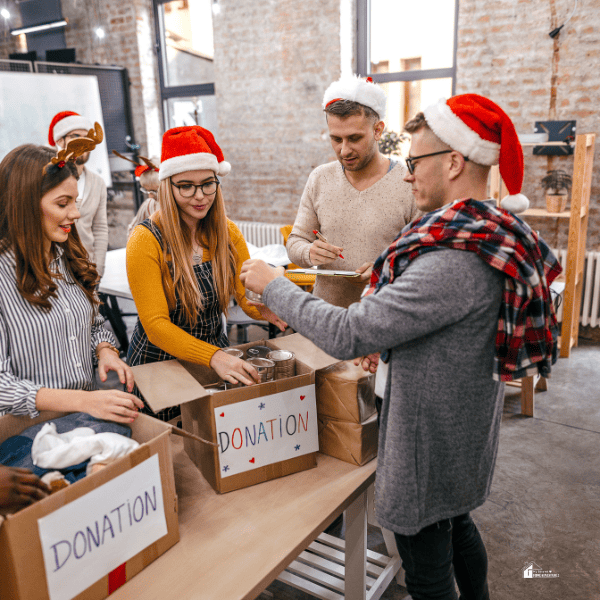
xmin=222 ymin=465 xmax=230 ymax=472
xmin=258 ymin=402 xmax=266 ymax=409
xmin=294 ymin=445 xmax=301 ymax=451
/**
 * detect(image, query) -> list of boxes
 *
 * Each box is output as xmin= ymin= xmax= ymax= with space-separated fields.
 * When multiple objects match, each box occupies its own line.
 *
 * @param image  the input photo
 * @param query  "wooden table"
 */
xmin=108 ymin=437 xmax=391 ymax=600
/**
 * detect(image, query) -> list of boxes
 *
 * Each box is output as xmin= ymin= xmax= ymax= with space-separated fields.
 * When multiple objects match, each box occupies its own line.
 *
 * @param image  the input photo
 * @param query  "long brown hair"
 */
xmin=0 ymin=144 xmax=99 ymax=310
xmin=154 ymin=177 xmax=236 ymax=327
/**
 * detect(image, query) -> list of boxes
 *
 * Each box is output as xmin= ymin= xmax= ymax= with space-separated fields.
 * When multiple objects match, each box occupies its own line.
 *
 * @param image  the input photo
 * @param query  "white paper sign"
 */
xmin=37 ymin=454 xmax=167 ymax=600
xmin=216 ymin=384 xmax=319 ymax=478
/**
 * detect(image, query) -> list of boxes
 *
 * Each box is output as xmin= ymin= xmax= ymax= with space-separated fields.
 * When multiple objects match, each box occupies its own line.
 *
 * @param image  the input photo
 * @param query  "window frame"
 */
xmin=356 ymin=0 xmax=459 ymax=95
xmin=153 ymin=0 xmax=216 ymax=129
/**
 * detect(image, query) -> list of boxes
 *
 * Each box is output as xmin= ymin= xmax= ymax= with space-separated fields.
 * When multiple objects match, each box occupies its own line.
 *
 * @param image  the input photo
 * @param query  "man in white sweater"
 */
xmin=48 ymin=111 xmax=109 ymax=276
xmin=286 ymin=75 xmax=419 ymax=309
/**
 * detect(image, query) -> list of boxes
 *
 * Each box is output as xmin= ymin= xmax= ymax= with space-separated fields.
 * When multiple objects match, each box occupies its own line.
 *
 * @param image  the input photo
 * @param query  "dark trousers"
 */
xmin=394 ymin=513 xmax=490 ymax=600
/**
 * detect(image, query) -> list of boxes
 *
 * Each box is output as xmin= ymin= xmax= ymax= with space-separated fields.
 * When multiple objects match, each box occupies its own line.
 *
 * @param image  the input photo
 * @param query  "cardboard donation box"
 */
xmin=316 ymin=361 xmax=377 ymax=423
xmin=318 ymin=413 xmax=379 ymax=466
xmin=0 ymin=412 xmax=179 ymax=600
xmin=315 ymin=361 xmax=379 ymax=466
xmin=132 ymin=334 xmax=338 ymax=494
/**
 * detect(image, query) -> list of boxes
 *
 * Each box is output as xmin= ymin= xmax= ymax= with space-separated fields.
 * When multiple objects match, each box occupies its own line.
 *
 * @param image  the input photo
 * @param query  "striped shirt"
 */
xmin=0 ymin=247 xmax=115 ymax=418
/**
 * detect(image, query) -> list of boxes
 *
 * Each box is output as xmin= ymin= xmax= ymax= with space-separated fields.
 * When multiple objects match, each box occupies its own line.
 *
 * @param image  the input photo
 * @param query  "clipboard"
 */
xmin=286 ymin=268 xmax=360 ymax=277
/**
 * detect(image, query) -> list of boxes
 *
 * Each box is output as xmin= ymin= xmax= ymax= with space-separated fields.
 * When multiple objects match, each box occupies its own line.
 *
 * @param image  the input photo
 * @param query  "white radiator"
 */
xmin=234 ymin=221 xmax=285 ymax=247
xmin=553 ymin=249 xmax=600 ymax=328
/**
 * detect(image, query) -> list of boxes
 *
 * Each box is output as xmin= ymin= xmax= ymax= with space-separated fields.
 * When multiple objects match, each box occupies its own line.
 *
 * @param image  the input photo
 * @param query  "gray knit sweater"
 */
xmin=263 ymin=248 xmax=506 ymax=535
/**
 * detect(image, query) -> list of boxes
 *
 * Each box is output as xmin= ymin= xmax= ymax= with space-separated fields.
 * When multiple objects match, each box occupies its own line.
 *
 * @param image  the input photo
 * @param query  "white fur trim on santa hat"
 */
xmin=500 ymin=193 xmax=529 ymax=214
xmin=53 ymin=115 xmax=93 ymax=144
xmin=322 ymin=75 xmax=387 ymax=121
xmin=159 ymin=153 xmax=231 ymax=181
xmin=424 ymin=98 xmax=500 ymax=166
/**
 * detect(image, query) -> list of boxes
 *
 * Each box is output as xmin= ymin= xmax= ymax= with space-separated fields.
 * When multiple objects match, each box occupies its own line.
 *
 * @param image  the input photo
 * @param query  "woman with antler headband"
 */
xmin=111 ymin=152 xmax=161 ymax=237
xmin=126 ymin=126 xmax=286 ymax=421
xmin=0 ymin=136 xmax=144 ymax=423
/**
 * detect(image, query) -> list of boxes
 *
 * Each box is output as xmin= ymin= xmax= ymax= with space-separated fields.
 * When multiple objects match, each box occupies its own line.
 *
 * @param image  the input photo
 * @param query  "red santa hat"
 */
xmin=159 ymin=126 xmax=231 ymax=181
xmin=48 ymin=111 xmax=93 ymax=147
xmin=134 ymin=164 xmax=158 ymax=178
xmin=322 ymin=75 xmax=387 ymax=121
xmin=423 ymin=94 xmax=529 ymax=213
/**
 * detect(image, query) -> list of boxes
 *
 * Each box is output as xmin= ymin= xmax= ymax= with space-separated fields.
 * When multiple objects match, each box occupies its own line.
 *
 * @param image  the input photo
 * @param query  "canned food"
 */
xmin=222 ymin=347 xmax=244 ymax=359
xmin=245 ymin=289 xmax=264 ymax=304
xmin=224 ymin=379 xmax=244 ymax=390
xmin=266 ymin=350 xmax=296 ymax=380
xmin=205 ymin=381 xmax=227 ymax=394
xmin=246 ymin=357 xmax=276 ymax=382
xmin=246 ymin=345 xmax=272 ymax=359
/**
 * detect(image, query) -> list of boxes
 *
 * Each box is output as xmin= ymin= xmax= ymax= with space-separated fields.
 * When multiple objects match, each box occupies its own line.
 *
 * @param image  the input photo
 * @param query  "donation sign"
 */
xmin=216 ymin=384 xmax=319 ymax=477
xmin=37 ymin=454 xmax=167 ymax=600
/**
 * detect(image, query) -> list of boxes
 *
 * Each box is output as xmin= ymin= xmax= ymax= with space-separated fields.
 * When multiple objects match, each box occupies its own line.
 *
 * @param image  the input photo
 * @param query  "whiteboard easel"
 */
xmin=0 ymin=71 xmax=112 ymax=187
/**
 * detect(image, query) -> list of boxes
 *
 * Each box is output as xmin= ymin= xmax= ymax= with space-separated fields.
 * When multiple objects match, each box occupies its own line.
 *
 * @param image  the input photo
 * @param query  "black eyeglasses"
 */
xmin=405 ymin=150 xmax=468 ymax=174
xmin=171 ymin=180 xmax=220 ymax=198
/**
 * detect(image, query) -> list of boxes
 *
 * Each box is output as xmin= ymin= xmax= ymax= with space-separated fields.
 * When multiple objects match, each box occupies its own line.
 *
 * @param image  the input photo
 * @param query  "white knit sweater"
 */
xmin=286 ymin=160 xmax=419 ymax=307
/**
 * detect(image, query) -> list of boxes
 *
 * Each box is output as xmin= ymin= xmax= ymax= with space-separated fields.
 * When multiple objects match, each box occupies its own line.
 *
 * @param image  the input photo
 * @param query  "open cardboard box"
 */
xmin=0 ymin=412 xmax=179 ymax=600
xmin=132 ymin=333 xmax=339 ymax=494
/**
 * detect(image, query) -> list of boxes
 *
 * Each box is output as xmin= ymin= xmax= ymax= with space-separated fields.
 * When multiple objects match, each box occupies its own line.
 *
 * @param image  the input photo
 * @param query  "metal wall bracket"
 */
xmin=533 ymin=120 xmax=576 ymax=155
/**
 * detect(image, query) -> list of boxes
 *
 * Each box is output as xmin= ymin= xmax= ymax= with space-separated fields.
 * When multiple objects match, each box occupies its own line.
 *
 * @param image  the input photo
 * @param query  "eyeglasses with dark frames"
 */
xmin=405 ymin=150 xmax=468 ymax=174
xmin=171 ymin=179 xmax=220 ymax=198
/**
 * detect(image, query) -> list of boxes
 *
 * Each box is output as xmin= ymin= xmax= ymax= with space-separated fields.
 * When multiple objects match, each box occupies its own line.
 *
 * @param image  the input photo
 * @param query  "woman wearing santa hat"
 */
xmin=0 ymin=143 xmax=143 ymax=424
xmin=126 ymin=125 xmax=285 ymax=421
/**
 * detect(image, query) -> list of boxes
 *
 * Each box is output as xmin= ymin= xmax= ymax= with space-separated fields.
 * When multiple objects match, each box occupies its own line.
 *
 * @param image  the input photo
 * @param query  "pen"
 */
xmin=313 ymin=230 xmax=344 ymax=259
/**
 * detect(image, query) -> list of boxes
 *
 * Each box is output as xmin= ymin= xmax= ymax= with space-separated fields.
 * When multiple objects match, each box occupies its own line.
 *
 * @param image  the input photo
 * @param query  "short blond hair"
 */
xmin=404 ymin=112 xmax=429 ymax=134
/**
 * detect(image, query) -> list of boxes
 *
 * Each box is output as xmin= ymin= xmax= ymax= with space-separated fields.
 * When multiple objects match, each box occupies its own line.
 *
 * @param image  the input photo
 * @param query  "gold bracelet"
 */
xmin=95 ymin=343 xmax=120 ymax=360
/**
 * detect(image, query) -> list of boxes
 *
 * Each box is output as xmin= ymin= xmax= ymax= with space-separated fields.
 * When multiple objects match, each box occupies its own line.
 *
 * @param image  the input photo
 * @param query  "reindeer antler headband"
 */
xmin=112 ymin=150 xmax=159 ymax=177
xmin=43 ymin=122 xmax=104 ymax=174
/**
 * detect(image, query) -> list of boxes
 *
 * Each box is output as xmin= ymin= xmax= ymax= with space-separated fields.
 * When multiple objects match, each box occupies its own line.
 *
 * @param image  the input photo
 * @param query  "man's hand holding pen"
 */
xmin=309 ymin=229 xmax=345 ymax=266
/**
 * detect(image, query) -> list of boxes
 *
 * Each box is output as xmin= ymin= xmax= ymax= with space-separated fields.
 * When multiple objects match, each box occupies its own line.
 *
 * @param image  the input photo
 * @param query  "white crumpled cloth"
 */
xmin=32 ymin=422 xmax=139 ymax=474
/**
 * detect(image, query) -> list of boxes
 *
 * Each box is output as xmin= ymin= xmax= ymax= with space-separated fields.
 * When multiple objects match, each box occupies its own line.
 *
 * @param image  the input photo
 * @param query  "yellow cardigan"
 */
xmin=126 ymin=219 xmax=263 ymax=367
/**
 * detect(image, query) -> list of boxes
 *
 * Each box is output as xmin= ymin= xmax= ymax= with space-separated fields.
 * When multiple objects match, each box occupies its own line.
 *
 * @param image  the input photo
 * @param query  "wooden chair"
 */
xmin=280 ymin=225 xmax=316 ymax=291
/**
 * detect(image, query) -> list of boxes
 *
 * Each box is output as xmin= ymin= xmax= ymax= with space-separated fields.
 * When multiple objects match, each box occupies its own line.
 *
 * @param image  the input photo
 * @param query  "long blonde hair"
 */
xmin=154 ymin=177 xmax=237 ymax=327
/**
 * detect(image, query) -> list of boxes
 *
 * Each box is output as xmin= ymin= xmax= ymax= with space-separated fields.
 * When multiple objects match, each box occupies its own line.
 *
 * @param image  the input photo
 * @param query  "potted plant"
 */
xmin=378 ymin=128 xmax=409 ymax=157
xmin=541 ymin=169 xmax=572 ymax=212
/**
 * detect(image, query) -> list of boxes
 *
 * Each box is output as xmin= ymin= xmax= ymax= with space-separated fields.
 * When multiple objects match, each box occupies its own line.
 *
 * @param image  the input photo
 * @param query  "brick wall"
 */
xmin=457 ymin=0 xmax=600 ymax=250
xmin=60 ymin=0 xmax=161 ymax=159
xmin=213 ymin=0 xmax=350 ymax=225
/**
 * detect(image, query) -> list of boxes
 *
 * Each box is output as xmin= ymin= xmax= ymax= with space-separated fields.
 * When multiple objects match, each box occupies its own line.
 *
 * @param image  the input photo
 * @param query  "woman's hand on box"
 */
xmin=210 ymin=350 xmax=260 ymax=386
xmin=354 ymin=352 xmax=380 ymax=374
xmin=97 ymin=348 xmax=135 ymax=393
xmin=0 ymin=466 xmax=50 ymax=512
xmin=86 ymin=390 xmax=145 ymax=424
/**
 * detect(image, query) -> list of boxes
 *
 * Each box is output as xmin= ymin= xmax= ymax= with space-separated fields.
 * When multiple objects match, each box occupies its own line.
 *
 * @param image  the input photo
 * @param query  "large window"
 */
xmin=357 ymin=0 xmax=458 ymax=133
xmin=154 ymin=0 xmax=218 ymax=133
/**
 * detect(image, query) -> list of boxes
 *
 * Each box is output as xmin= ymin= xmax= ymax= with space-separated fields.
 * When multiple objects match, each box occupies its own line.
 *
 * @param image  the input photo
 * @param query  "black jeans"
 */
xmin=394 ymin=513 xmax=490 ymax=600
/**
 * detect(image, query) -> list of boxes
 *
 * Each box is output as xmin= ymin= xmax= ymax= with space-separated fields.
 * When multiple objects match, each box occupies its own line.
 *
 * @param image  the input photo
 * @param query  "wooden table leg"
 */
xmin=535 ymin=376 xmax=548 ymax=392
xmin=345 ymin=489 xmax=367 ymax=600
xmin=520 ymin=376 xmax=535 ymax=417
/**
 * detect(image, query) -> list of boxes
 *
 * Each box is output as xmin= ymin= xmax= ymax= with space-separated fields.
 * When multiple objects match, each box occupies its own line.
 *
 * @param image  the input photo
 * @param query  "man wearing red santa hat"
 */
xmin=286 ymin=75 xmax=419 ymax=309
xmin=48 ymin=111 xmax=108 ymax=276
xmin=241 ymin=93 xmax=561 ymax=600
